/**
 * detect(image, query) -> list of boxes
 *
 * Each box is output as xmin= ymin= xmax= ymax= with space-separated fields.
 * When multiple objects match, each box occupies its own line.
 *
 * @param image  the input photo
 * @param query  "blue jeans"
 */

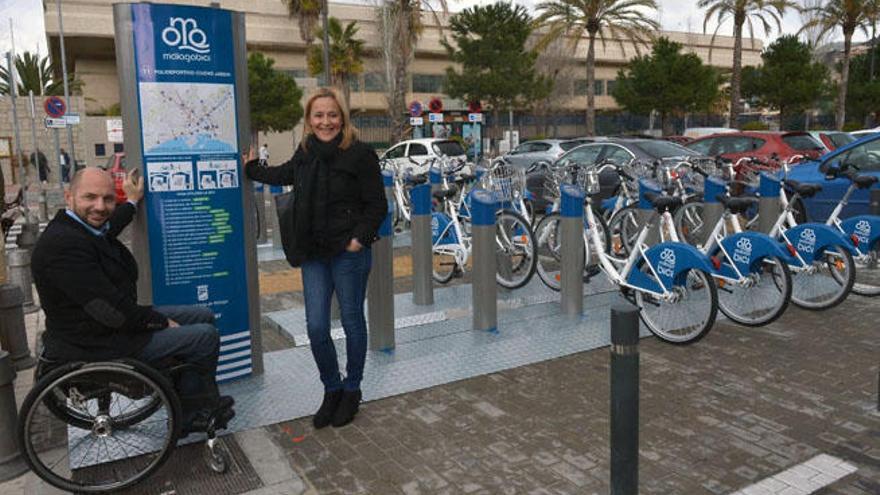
xmin=301 ymin=248 xmax=372 ymax=392
xmin=135 ymin=305 xmax=220 ymax=400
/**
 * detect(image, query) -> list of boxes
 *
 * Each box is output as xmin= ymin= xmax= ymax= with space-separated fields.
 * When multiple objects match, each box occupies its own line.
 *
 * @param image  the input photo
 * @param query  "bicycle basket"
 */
xmin=482 ymin=164 xmax=526 ymax=202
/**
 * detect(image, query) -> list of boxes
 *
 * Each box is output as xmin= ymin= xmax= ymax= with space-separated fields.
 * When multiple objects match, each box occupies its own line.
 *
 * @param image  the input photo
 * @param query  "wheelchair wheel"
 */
xmin=18 ymin=361 xmax=181 ymax=493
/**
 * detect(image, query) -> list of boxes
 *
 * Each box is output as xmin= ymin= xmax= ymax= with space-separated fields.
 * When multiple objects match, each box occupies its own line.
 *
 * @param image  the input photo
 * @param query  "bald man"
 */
xmin=31 ymin=167 xmax=233 ymax=435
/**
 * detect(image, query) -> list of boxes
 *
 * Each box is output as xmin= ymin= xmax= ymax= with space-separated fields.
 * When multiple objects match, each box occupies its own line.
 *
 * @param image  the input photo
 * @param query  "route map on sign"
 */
xmin=139 ymin=81 xmax=237 ymax=155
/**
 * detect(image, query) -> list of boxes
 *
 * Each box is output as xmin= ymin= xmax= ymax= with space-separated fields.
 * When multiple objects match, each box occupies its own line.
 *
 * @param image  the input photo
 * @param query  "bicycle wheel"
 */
xmin=716 ymin=256 xmax=792 ymax=327
xmin=18 ymin=362 xmax=181 ymax=493
xmin=790 ymin=244 xmax=855 ymax=310
xmin=432 ymin=245 xmax=458 ymax=284
xmin=635 ymin=268 xmax=718 ymax=345
xmin=607 ymin=205 xmax=640 ymax=258
xmin=535 ymin=213 xmax=564 ymax=291
xmin=495 ymin=210 xmax=537 ymax=289
xmin=851 ymin=242 xmax=880 ymax=296
xmin=674 ymin=201 xmax=707 ymax=246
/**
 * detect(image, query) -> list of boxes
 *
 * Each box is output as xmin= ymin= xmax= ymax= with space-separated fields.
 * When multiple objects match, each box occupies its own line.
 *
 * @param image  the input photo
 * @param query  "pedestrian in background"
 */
xmin=30 ymin=149 xmax=49 ymax=183
xmin=244 ymin=87 xmax=387 ymax=428
xmin=60 ymin=148 xmax=71 ymax=183
xmin=259 ymin=143 xmax=269 ymax=166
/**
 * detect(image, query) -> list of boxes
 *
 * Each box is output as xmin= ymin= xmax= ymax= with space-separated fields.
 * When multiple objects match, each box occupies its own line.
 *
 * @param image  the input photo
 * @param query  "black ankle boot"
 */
xmin=332 ymin=389 xmax=361 ymax=427
xmin=313 ymin=390 xmax=343 ymax=429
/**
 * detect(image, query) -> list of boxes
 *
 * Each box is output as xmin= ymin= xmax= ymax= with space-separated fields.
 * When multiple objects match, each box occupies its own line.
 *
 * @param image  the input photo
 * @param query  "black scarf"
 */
xmin=305 ymin=133 xmax=341 ymax=253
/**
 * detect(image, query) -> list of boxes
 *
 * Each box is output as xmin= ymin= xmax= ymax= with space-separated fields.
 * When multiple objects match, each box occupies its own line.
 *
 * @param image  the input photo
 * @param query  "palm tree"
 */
xmin=307 ymin=17 xmax=366 ymax=107
xmin=376 ymin=0 xmax=448 ymax=143
xmin=0 ymin=51 xmax=82 ymax=96
xmin=281 ymin=0 xmax=321 ymax=46
xmin=699 ymin=0 xmax=795 ymax=128
xmin=535 ymin=0 xmax=660 ymax=136
xmin=801 ymin=0 xmax=871 ymax=130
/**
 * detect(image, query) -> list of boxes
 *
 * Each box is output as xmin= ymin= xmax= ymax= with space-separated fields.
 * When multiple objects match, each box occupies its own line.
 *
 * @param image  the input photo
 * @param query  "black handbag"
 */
xmin=273 ymin=189 xmax=296 ymax=261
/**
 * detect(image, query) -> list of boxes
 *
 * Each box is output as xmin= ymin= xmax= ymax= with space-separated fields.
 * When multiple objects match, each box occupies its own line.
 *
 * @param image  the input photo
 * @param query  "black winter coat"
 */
xmin=31 ymin=204 xmax=169 ymax=361
xmin=246 ymin=139 xmax=387 ymax=266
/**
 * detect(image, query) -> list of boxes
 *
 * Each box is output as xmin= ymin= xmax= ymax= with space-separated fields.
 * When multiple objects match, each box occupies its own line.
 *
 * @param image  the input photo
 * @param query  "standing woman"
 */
xmin=245 ymin=88 xmax=387 ymax=428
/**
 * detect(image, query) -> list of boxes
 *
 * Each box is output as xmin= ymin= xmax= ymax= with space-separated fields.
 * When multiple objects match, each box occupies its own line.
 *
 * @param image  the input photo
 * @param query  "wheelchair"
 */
xmin=17 ymin=354 xmax=233 ymax=493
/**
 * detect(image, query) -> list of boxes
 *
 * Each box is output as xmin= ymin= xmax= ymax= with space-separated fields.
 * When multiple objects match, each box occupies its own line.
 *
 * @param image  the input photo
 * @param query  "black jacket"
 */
xmin=31 ymin=204 xmax=169 ymax=361
xmin=246 ymin=139 xmax=387 ymax=265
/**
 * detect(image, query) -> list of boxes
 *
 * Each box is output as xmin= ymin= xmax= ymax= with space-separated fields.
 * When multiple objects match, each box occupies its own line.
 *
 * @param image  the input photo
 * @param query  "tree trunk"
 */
xmin=389 ymin=1 xmax=412 ymax=144
xmin=837 ymin=30 xmax=853 ymax=131
xmin=728 ymin=15 xmax=745 ymax=128
xmin=660 ymin=112 xmax=673 ymax=136
xmin=492 ymin=108 xmax=500 ymax=148
xmin=585 ymin=32 xmax=597 ymax=136
xmin=867 ymin=24 xmax=876 ymax=127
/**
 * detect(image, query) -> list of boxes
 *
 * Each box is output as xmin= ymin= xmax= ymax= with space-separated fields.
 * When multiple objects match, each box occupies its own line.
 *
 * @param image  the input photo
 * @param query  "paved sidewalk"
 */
xmin=2 ymin=274 xmax=877 ymax=494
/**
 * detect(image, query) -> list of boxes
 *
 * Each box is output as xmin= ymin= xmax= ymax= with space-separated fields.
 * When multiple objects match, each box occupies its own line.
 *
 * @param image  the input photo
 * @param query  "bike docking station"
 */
xmin=700 ymin=176 xmax=727 ymax=246
xmin=430 ymin=166 xmax=442 ymax=196
xmin=471 ymin=190 xmax=498 ymax=333
xmin=759 ymin=172 xmax=782 ymax=234
xmin=411 ymin=183 xmax=434 ymax=305
xmin=367 ymin=170 xmax=396 ymax=352
xmin=638 ymin=179 xmax=663 ymax=245
xmin=560 ymin=184 xmax=585 ymax=316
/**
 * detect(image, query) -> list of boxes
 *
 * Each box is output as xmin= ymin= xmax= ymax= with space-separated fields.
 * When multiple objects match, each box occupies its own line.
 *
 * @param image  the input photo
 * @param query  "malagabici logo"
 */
xmin=854 ymin=220 xmax=871 ymax=244
xmin=657 ymin=248 xmax=676 ymax=278
xmin=161 ymin=17 xmax=211 ymax=63
xmin=797 ymin=228 xmax=816 ymax=254
xmin=733 ymin=237 xmax=752 ymax=265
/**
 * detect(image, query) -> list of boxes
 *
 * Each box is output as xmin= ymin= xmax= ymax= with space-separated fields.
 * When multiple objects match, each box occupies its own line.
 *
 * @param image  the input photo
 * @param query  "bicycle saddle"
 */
xmin=644 ymin=192 xmax=682 ymax=212
xmin=716 ymin=194 xmax=758 ymax=215
xmin=783 ymin=179 xmax=822 ymax=198
xmin=852 ymin=174 xmax=879 ymax=189
xmin=432 ymin=186 xmax=458 ymax=201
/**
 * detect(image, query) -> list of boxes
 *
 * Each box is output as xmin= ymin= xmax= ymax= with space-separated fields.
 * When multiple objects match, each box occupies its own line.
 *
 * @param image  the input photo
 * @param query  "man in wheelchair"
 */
xmin=31 ymin=167 xmax=235 ymax=436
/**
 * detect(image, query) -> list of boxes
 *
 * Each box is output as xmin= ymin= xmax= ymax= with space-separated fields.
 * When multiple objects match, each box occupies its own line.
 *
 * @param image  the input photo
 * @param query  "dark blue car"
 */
xmin=785 ymin=133 xmax=880 ymax=221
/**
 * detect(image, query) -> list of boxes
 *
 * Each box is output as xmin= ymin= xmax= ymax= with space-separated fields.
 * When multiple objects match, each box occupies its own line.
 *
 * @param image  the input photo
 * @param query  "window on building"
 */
xmin=364 ymin=72 xmax=384 ymax=92
xmin=348 ymin=76 xmax=361 ymax=92
xmin=412 ymin=74 xmax=444 ymax=93
xmin=286 ymin=69 xmax=309 ymax=79
xmin=94 ymin=144 xmax=106 ymax=157
xmin=594 ymin=80 xmax=605 ymax=96
xmin=574 ymin=79 xmax=588 ymax=95
xmin=113 ymin=143 xmax=124 ymax=153
xmin=606 ymin=80 xmax=617 ymax=95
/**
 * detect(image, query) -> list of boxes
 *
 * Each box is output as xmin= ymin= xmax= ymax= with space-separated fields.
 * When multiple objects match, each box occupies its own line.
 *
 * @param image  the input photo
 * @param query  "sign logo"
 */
xmin=162 ymin=17 xmax=210 ymax=53
xmin=161 ymin=17 xmax=211 ymax=62
xmin=854 ymin=220 xmax=871 ymax=244
xmin=797 ymin=228 xmax=816 ymax=254
xmin=733 ymin=237 xmax=752 ymax=265
xmin=657 ymin=248 xmax=676 ymax=278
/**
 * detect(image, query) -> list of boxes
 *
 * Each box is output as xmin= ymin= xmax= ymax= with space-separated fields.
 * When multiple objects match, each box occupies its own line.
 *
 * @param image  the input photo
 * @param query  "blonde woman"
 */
xmin=245 ymin=88 xmax=387 ymax=428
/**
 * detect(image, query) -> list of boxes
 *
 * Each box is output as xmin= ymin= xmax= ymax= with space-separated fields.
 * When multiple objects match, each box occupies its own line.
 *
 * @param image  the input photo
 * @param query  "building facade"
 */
xmin=41 ymin=0 xmax=762 ymax=159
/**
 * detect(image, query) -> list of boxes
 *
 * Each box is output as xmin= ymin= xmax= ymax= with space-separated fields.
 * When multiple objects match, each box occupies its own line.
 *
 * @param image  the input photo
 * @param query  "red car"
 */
xmin=685 ymin=131 xmax=825 ymax=169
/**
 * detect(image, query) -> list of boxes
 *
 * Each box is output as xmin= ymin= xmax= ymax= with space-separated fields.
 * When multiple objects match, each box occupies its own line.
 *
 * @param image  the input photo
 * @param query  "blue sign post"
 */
xmin=117 ymin=3 xmax=260 ymax=381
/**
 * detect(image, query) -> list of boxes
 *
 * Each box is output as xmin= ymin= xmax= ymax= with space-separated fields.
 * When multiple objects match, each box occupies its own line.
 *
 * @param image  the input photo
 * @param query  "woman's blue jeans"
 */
xmin=301 ymin=248 xmax=372 ymax=392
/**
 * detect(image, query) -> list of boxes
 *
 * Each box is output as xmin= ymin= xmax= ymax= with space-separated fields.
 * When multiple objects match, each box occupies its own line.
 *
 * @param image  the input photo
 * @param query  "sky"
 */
xmin=0 ymin=0 xmax=867 ymax=62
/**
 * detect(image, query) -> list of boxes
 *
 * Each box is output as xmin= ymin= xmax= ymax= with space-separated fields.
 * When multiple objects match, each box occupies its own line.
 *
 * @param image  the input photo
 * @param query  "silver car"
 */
xmin=503 ymin=138 xmax=597 ymax=169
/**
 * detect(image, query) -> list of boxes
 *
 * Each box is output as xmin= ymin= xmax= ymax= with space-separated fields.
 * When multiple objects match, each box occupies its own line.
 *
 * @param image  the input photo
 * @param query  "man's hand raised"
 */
xmin=124 ymin=169 xmax=144 ymax=203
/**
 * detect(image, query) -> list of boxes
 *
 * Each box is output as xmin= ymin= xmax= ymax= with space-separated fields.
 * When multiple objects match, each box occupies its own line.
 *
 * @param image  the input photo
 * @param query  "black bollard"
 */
xmin=610 ymin=304 xmax=639 ymax=495
xmin=0 ymin=351 xmax=27 ymax=481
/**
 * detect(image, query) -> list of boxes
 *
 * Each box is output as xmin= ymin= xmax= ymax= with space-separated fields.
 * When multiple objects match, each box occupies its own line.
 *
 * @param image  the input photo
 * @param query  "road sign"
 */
xmin=45 ymin=117 xmax=67 ymax=129
xmin=408 ymin=100 xmax=423 ymax=117
xmin=64 ymin=112 xmax=80 ymax=125
xmin=44 ymin=96 xmax=66 ymax=118
xmin=410 ymin=117 xmax=424 ymax=126
xmin=468 ymin=113 xmax=483 ymax=123
xmin=429 ymin=113 xmax=443 ymax=123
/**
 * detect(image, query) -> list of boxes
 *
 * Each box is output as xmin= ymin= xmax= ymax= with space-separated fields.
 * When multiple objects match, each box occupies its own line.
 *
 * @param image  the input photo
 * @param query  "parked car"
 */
xmin=104 ymin=152 xmax=128 ymax=204
xmin=525 ymin=138 xmax=710 ymax=212
xmin=684 ymin=131 xmax=825 ymax=167
xmin=786 ymin=133 xmax=880 ymax=222
xmin=807 ymin=130 xmax=856 ymax=151
xmin=502 ymin=138 xmax=599 ymax=169
xmin=850 ymin=127 xmax=880 ymax=139
xmin=380 ymin=138 xmax=468 ymax=175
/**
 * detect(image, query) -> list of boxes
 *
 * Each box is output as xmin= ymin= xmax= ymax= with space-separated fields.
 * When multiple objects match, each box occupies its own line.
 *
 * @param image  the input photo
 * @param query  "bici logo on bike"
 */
xmin=733 ymin=237 xmax=752 ymax=265
xmin=161 ymin=17 xmax=212 ymax=63
xmin=854 ymin=220 xmax=871 ymax=244
xmin=797 ymin=228 xmax=816 ymax=254
xmin=657 ymin=248 xmax=676 ymax=278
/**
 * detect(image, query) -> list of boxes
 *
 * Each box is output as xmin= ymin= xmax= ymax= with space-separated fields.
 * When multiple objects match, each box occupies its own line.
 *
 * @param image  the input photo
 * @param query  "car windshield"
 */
xmin=827 ymin=133 xmax=856 ymax=148
xmin=432 ymin=140 xmax=465 ymax=157
xmin=632 ymin=140 xmax=699 ymax=158
xmin=782 ymin=134 xmax=824 ymax=151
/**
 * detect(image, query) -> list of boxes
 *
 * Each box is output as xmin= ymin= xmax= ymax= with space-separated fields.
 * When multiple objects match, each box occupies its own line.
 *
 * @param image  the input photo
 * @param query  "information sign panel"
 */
xmin=131 ymin=3 xmax=252 ymax=381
